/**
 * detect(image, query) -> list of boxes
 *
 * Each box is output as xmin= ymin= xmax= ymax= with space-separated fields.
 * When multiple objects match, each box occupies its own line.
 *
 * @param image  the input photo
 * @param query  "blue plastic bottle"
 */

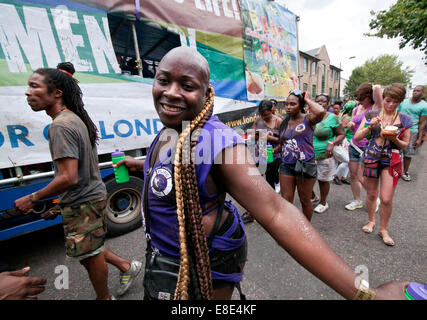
xmin=405 ymin=282 xmax=427 ymax=300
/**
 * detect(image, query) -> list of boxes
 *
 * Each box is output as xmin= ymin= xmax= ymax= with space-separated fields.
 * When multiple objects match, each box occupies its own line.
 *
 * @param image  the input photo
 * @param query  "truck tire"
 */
xmin=104 ymin=176 xmax=144 ymax=237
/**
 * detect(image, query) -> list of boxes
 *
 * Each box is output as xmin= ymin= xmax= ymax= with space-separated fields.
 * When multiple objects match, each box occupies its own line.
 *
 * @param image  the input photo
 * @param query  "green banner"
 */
xmin=0 ymin=0 xmax=143 ymax=86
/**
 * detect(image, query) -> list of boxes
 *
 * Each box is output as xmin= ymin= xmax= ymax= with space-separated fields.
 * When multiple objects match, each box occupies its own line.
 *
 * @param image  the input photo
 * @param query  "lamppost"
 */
xmin=339 ymin=56 xmax=356 ymax=100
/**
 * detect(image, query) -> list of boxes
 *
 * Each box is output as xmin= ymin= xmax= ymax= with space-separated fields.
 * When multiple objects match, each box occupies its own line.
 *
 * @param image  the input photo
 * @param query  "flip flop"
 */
xmin=378 ymin=231 xmax=395 ymax=246
xmin=362 ymin=222 xmax=375 ymax=233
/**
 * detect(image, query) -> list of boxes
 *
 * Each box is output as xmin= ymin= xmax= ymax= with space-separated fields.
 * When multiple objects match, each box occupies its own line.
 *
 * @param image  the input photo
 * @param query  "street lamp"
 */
xmin=339 ymin=56 xmax=356 ymax=69
xmin=339 ymin=56 xmax=356 ymax=100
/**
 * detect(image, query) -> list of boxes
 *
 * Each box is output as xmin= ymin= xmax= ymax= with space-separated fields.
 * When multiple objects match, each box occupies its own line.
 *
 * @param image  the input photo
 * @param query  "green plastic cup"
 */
xmin=267 ymin=144 xmax=274 ymax=163
xmin=111 ymin=149 xmax=130 ymax=184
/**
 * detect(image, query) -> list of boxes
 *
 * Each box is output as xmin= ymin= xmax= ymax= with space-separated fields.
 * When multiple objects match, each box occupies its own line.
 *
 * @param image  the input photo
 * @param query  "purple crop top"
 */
xmin=142 ymin=116 xmax=246 ymax=282
xmin=280 ymin=118 xmax=315 ymax=164
xmin=351 ymin=105 xmax=373 ymax=148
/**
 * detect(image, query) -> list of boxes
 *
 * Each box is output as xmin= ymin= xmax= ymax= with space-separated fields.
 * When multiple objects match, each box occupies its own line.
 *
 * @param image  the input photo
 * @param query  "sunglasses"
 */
xmin=289 ymin=89 xmax=302 ymax=96
xmin=315 ymin=93 xmax=330 ymax=99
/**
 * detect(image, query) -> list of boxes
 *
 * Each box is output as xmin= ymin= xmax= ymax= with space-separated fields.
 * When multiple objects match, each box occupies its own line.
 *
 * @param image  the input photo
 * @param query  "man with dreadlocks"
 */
xmin=14 ymin=62 xmax=142 ymax=300
xmin=116 ymin=47 xmax=410 ymax=300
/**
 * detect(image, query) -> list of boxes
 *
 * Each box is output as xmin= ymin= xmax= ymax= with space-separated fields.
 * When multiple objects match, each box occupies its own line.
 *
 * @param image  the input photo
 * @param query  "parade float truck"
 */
xmin=0 ymin=0 xmax=299 ymax=240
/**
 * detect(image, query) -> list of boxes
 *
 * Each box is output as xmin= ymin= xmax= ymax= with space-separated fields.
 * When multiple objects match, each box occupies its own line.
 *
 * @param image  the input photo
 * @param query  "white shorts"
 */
xmin=316 ymin=157 xmax=336 ymax=182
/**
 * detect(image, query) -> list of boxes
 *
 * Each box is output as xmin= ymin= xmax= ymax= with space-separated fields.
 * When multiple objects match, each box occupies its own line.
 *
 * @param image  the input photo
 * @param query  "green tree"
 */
xmin=344 ymin=54 xmax=414 ymax=96
xmin=366 ymin=0 xmax=427 ymax=63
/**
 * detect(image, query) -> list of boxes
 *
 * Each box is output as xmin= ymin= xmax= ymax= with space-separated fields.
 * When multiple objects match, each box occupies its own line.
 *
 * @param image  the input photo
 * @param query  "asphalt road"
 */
xmin=1 ymin=145 xmax=426 ymax=301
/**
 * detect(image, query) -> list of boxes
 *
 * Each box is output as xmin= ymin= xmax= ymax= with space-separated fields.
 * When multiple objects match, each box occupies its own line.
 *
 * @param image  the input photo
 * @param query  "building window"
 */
xmin=336 ymin=71 xmax=339 ymax=81
xmin=312 ymin=84 xmax=316 ymax=97
xmin=330 ymin=68 xmax=333 ymax=80
xmin=303 ymin=83 xmax=308 ymax=91
xmin=329 ymin=88 xmax=332 ymax=97
xmin=335 ymin=89 xmax=338 ymax=99
xmin=311 ymin=62 xmax=317 ymax=75
xmin=303 ymin=58 xmax=308 ymax=72
xmin=321 ymin=64 xmax=326 ymax=93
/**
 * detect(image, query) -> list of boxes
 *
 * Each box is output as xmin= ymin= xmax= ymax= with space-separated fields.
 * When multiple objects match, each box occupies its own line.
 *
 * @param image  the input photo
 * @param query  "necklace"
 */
xmin=52 ymin=107 xmax=67 ymax=119
xmin=380 ymin=109 xmax=398 ymax=129
xmin=359 ymin=104 xmax=372 ymax=114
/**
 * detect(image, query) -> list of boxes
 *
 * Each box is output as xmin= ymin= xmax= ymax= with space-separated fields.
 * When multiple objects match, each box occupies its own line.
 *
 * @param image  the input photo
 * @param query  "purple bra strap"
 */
xmin=208 ymin=202 xmax=245 ymax=252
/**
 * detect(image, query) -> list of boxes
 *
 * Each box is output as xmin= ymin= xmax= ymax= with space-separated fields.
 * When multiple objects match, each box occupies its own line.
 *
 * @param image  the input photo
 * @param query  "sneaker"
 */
xmin=402 ymin=173 xmax=412 ymax=181
xmin=116 ymin=260 xmax=142 ymax=296
xmin=333 ymin=177 xmax=342 ymax=185
xmin=311 ymin=195 xmax=320 ymax=205
xmin=314 ymin=202 xmax=329 ymax=214
xmin=341 ymin=178 xmax=350 ymax=185
xmin=345 ymin=200 xmax=363 ymax=211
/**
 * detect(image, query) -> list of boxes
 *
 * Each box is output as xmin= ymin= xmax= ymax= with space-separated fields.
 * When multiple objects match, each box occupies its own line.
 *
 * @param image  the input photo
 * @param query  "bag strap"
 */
xmin=350 ymin=139 xmax=364 ymax=155
xmin=236 ymin=282 xmax=246 ymax=300
xmin=207 ymin=192 xmax=226 ymax=249
xmin=321 ymin=139 xmax=333 ymax=146
xmin=279 ymin=115 xmax=290 ymax=142
xmin=143 ymin=137 xmax=162 ymax=242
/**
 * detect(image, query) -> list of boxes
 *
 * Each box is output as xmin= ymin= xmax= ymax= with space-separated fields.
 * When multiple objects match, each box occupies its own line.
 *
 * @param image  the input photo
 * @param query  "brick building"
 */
xmin=299 ymin=45 xmax=342 ymax=101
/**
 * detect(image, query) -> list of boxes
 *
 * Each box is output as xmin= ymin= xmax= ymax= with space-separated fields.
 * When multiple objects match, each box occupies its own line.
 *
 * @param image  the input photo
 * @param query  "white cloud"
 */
xmin=276 ymin=0 xmax=426 ymax=86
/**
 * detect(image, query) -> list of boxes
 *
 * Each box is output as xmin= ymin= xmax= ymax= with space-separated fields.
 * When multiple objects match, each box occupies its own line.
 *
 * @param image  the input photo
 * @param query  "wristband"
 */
xmin=353 ymin=279 xmax=376 ymax=300
xmin=30 ymin=192 xmax=39 ymax=203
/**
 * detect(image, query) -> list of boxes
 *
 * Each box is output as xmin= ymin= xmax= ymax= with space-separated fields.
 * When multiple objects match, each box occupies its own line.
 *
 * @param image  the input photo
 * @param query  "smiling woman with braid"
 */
xmin=116 ymin=47 xmax=410 ymax=300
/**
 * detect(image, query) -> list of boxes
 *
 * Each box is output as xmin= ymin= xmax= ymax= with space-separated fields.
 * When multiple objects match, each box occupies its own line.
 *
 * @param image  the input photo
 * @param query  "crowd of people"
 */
xmin=249 ymin=82 xmax=425 ymax=249
xmin=1 ymin=47 xmax=424 ymax=300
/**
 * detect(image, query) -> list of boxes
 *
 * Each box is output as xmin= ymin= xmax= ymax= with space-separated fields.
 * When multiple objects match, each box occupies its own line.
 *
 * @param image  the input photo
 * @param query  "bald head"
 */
xmin=153 ymin=46 xmax=213 ymax=129
xmin=159 ymin=46 xmax=210 ymax=86
xmin=412 ymin=85 xmax=424 ymax=102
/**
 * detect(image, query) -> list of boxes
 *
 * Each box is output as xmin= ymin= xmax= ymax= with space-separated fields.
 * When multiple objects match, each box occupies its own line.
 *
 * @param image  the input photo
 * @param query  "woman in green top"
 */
xmin=333 ymin=101 xmax=357 ymax=185
xmin=312 ymin=94 xmax=346 ymax=213
xmin=341 ymin=101 xmax=356 ymax=143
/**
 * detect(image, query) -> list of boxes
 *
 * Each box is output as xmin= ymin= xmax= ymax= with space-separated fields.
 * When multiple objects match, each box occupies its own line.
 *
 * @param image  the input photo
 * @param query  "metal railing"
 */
xmin=0 ymin=156 xmax=146 ymax=187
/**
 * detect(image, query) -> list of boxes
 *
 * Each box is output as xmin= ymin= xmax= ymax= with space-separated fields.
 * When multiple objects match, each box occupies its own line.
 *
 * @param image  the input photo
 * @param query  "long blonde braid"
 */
xmin=173 ymin=85 xmax=215 ymax=300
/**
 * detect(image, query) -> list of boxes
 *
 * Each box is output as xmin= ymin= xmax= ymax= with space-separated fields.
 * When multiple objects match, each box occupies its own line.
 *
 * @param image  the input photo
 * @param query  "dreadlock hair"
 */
xmin=34 ymin=62 xmax=99 ymax=147
xmin=173 ymin=85 xmax=215 ymax=300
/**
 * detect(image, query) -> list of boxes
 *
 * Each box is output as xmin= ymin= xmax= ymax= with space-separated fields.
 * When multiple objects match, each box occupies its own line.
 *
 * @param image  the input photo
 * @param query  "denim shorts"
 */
xmin=279 ymin=160 xmax=317 ymax=178
xmin=349 ymin=144 xmax=365 ymax=163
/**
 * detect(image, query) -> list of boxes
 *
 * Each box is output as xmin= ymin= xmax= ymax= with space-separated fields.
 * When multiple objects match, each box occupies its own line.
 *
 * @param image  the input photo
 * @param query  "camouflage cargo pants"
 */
xmin=60 ymin=197 xmax=107 ymax=258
